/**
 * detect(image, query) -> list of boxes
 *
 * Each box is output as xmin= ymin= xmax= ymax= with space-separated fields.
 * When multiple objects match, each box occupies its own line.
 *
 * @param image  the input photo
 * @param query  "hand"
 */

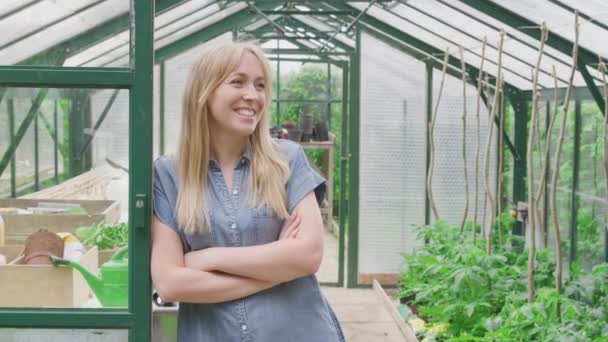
xmin=279 ymin=212 xmax=301 ymax=240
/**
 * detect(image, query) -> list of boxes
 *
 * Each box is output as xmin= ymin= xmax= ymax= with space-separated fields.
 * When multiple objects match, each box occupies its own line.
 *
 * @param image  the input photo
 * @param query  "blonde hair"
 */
xmin=176 ymin=41 xmax=289 ymax=235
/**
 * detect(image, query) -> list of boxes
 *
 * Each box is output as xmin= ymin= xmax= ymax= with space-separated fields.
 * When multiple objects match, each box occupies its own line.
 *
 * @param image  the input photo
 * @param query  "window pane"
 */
xmin=0 ymin=0 xmax=130 ymax=67
xmin=0 ymin=87 xmax=130 ymax=309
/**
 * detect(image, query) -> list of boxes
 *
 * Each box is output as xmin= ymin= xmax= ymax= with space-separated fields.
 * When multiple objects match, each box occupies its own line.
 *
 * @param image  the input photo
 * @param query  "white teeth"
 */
xmin=236 ymin=109 xmax=255 ymax=117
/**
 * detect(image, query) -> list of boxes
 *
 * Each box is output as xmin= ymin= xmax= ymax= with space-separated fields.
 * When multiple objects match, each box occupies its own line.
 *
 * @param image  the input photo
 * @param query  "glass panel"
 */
xmin=64 ymin=32 xmax=130 ymax=68
xmin=0 ymin=0 xmax=130 ymax=66
xmin=422 ymin=0 xmax=598 ymax=88
xmin=350 ymin=3 xmax=531 ymax=90
xmin=290 ymin=15 xmax=355 ymax=49
xmin=406 ymin=0 xmax=585 ymax=88
xmin=559 ymin=0 xmax=608 ymax=22
xmin=0 ymin=328 xmax=128 ymax=341
xmin=0 ymin=87 xmax=129 ymax=309
xmin=576 ymin=101 xmax=606 ymax=270
xmin=546 ymin=100 xmax=575 ymax=272
xmin=155 ymin=3 xmax=247 ymax=50
xmin=358 ymin=32 xmax=426 ymax=276
xmin=431 ymin=67 xmax=496 ymax=227
xmin=490 ymin=0 xmax=608 ymax=60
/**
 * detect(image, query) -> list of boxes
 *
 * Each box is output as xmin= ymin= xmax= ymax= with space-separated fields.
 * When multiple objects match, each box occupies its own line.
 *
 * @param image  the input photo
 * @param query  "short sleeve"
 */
xmin=152 ymin=157 xmax=190 ymax=252
xmin=284 ymin=142 xmax=326 ymax=212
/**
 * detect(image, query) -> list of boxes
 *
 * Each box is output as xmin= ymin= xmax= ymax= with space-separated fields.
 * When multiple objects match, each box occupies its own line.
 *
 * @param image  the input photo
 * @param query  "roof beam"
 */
xmin=261 ymin=10 xmax=356 ymax=15
xmin=155 ymin=7 xmax=252 ymax=63
xmin=457 ymin=0 xmax=605 ymax=67
xmin=578 ymin=60 xmax=606 ymax=115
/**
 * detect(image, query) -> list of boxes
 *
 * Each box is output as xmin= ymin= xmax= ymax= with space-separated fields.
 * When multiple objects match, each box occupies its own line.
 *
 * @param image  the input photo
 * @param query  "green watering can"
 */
xmin=50 ymin=246 xmax=129 ymax=308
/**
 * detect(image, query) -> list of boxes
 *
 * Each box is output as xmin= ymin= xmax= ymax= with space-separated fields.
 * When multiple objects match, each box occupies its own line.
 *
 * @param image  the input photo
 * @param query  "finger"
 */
xmin=279 ymin=213 xmax=297 ymax=239
xmin=280 ymin=214 xmax=300 ymax=240
xmin=289 ymin=227 xmax=300 ymax=239
xmin=288 ymin=213 xmax=301 ymax=231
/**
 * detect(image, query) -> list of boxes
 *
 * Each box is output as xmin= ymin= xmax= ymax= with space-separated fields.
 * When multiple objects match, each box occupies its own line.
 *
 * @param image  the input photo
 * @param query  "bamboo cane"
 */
xmin=427 ymin=48 xmax=450 ymax=221
xmin=485 ymin=31 xmax=505 ymax=255
xmin=473 ymin=38 xmax=488 ymax=241
xmin=527 ymin=23 xmax=548 ymax=303
xmin=459 ymin=46 xmax=470 ymax=233
xmin=497 ymin=85 xmax=505 ymax=247
xmin=550 ymin=12 xmax=579 ymax=297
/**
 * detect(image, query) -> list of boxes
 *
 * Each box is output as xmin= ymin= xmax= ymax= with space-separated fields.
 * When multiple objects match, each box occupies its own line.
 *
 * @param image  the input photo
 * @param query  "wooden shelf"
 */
xmin=299 ymin=133 xmax=335 ymax=233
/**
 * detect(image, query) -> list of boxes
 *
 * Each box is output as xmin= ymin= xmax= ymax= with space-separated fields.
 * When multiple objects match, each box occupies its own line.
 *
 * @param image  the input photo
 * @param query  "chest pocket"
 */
xmin=253 ymin=204 xmax=282 ymax=244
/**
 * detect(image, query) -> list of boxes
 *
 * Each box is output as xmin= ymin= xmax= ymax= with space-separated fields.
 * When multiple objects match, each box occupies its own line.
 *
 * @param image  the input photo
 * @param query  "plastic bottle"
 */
xmin=57 ymin=232 xmax=87 ymax=262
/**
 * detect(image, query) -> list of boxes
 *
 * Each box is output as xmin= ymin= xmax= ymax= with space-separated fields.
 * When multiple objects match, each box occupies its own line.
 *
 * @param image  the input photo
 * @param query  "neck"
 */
xmin=209 ymin=132 xmax=249 ymax=169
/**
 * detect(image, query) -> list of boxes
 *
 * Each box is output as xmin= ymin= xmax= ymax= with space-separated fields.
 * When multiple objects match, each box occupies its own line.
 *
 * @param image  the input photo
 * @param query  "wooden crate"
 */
xmin=0 ymin=245 xmax=98 ymax=307
xmin=0 ymin=198 xmax=120 ymax=244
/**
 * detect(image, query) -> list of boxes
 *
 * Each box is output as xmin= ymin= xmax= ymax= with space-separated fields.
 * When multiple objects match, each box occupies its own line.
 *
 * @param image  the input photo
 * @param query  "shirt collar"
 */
xmin=208 ymin=144 xmax=251 ymax=168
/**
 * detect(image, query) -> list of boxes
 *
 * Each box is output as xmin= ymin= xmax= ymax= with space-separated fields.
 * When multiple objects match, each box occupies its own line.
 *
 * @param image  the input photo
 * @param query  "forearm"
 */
xmin=187 ymin=239 xmax=322 ymax=283
xmin=154 ymin=266 xmax=275 ymax=304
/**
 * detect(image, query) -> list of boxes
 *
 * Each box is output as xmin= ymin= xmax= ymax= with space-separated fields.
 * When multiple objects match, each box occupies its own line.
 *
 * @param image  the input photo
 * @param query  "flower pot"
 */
xmin=314 ymin=121 xmax=329 ymax=141
xmin=287 ymin=128 xmax=303 ymax=142
xmin=300 ymin=115 xmax=314 ymax=135
xmin=23 ymin=231 xmax=64 ymax=265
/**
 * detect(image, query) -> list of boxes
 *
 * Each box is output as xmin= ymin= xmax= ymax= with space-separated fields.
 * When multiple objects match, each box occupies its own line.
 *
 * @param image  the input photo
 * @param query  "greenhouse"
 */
xmin=0 ymin=0 xmax=607 ymax=341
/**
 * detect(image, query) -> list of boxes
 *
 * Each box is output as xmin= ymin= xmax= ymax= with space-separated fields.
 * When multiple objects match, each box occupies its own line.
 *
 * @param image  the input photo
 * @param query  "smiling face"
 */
xmin=207 ymin=51 xmax=267 ymax=138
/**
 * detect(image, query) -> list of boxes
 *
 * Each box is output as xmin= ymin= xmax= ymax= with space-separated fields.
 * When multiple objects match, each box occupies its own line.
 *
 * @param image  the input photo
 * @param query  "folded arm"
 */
xmin=184 ymin=191 xmax=324 ymax=283
xmin=151 ymin=216 xmax=277 ymax=304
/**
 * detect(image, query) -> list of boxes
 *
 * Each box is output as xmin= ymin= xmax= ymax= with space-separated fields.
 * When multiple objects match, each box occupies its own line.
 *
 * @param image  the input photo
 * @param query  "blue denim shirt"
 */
xmin=153 ymin=139 xmax=344 ymax=342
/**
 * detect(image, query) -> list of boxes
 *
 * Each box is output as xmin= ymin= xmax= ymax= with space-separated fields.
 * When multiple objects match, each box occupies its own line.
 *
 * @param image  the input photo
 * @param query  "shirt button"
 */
xmin=241 ymin=324 xmax=247 ymax=331
xmin=231 ymin=223 xmax=237 ymax=229
xmin=232 ymin=189 xmax=239 ymax=195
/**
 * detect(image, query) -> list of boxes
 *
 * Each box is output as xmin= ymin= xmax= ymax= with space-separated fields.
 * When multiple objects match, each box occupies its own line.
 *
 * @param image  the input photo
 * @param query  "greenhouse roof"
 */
xmin=1 ymin=0 xmax=607 ymax=95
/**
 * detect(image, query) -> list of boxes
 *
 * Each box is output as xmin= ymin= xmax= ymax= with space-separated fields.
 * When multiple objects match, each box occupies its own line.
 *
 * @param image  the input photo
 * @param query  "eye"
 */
xmin=255 ymin=82 xmax=265 ymax=90
xmin=230 ymin=79 xmax=243 ymax=85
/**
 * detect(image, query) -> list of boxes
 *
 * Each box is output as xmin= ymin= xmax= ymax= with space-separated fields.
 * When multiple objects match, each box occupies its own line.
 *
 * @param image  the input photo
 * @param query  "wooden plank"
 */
xmin=20 ymin=165 xmax=122 ymax=200
xmin=0 ymin=246 xmax=98 ymax=307
xmin=0 ymin=198 xmax=119 ymax=244
xmin=373 ymin=280 xmax=419 ymax=342
xmin=358 ymin=273 xmax=400 ymax=285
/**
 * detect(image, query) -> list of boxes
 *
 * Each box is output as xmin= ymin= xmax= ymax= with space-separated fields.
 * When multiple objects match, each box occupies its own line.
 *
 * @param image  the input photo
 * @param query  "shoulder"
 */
xmin=153 ymin=155 xmax=178 ymax=183
xmin=273 ymin=138 xmax=303 ymax=164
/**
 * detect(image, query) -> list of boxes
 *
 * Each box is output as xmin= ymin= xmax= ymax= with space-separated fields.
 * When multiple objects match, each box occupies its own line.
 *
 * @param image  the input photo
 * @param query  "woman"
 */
xmin=151 ymin=41 xmax=345 ymax=342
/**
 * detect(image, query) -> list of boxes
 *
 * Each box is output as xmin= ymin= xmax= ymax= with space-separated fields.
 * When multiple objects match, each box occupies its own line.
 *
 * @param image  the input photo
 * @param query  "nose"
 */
xmin=242 ymin=83 xmax=259 ymax=101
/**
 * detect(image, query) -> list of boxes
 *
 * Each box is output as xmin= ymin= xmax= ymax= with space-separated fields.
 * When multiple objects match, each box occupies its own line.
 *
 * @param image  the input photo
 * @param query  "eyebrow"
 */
xmin=230 ymin=72 xmax=265 ymax=81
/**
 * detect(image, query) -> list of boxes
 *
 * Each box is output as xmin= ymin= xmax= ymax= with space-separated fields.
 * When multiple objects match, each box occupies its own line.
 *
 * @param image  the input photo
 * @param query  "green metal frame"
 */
xmin=337 ymin=62 xmax=349 ymax=287
xmin=347 ymin=29 xmax=361 ymax=288
xmin=570 ymin=101 xmax=581 ymax=262
xmin=68 ymin=89 xmax=92 ymax=177
xmin=8 ymin=99 xmax=16 ymax=197
xmin=155 ymin=7 xmax=252 ymax=63
xmin=159 ymin=62 xmax=166 ymax=155
xmin=0 ymin=1 xmax=153 ymax=340
xmin=506 ymin=92 xmax=528 ymax=236
xmin=0 ymin=67 xmax=132 ymax=88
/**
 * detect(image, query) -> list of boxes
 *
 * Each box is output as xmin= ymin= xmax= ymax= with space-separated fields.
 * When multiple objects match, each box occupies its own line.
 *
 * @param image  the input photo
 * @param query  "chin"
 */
xmin=233 ymin=125 xmax=257 ymax=137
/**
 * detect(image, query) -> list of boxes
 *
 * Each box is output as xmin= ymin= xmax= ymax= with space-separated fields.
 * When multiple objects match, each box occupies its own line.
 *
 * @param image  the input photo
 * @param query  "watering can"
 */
xmin=50 ymin=246 xmax=129 ymax=307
